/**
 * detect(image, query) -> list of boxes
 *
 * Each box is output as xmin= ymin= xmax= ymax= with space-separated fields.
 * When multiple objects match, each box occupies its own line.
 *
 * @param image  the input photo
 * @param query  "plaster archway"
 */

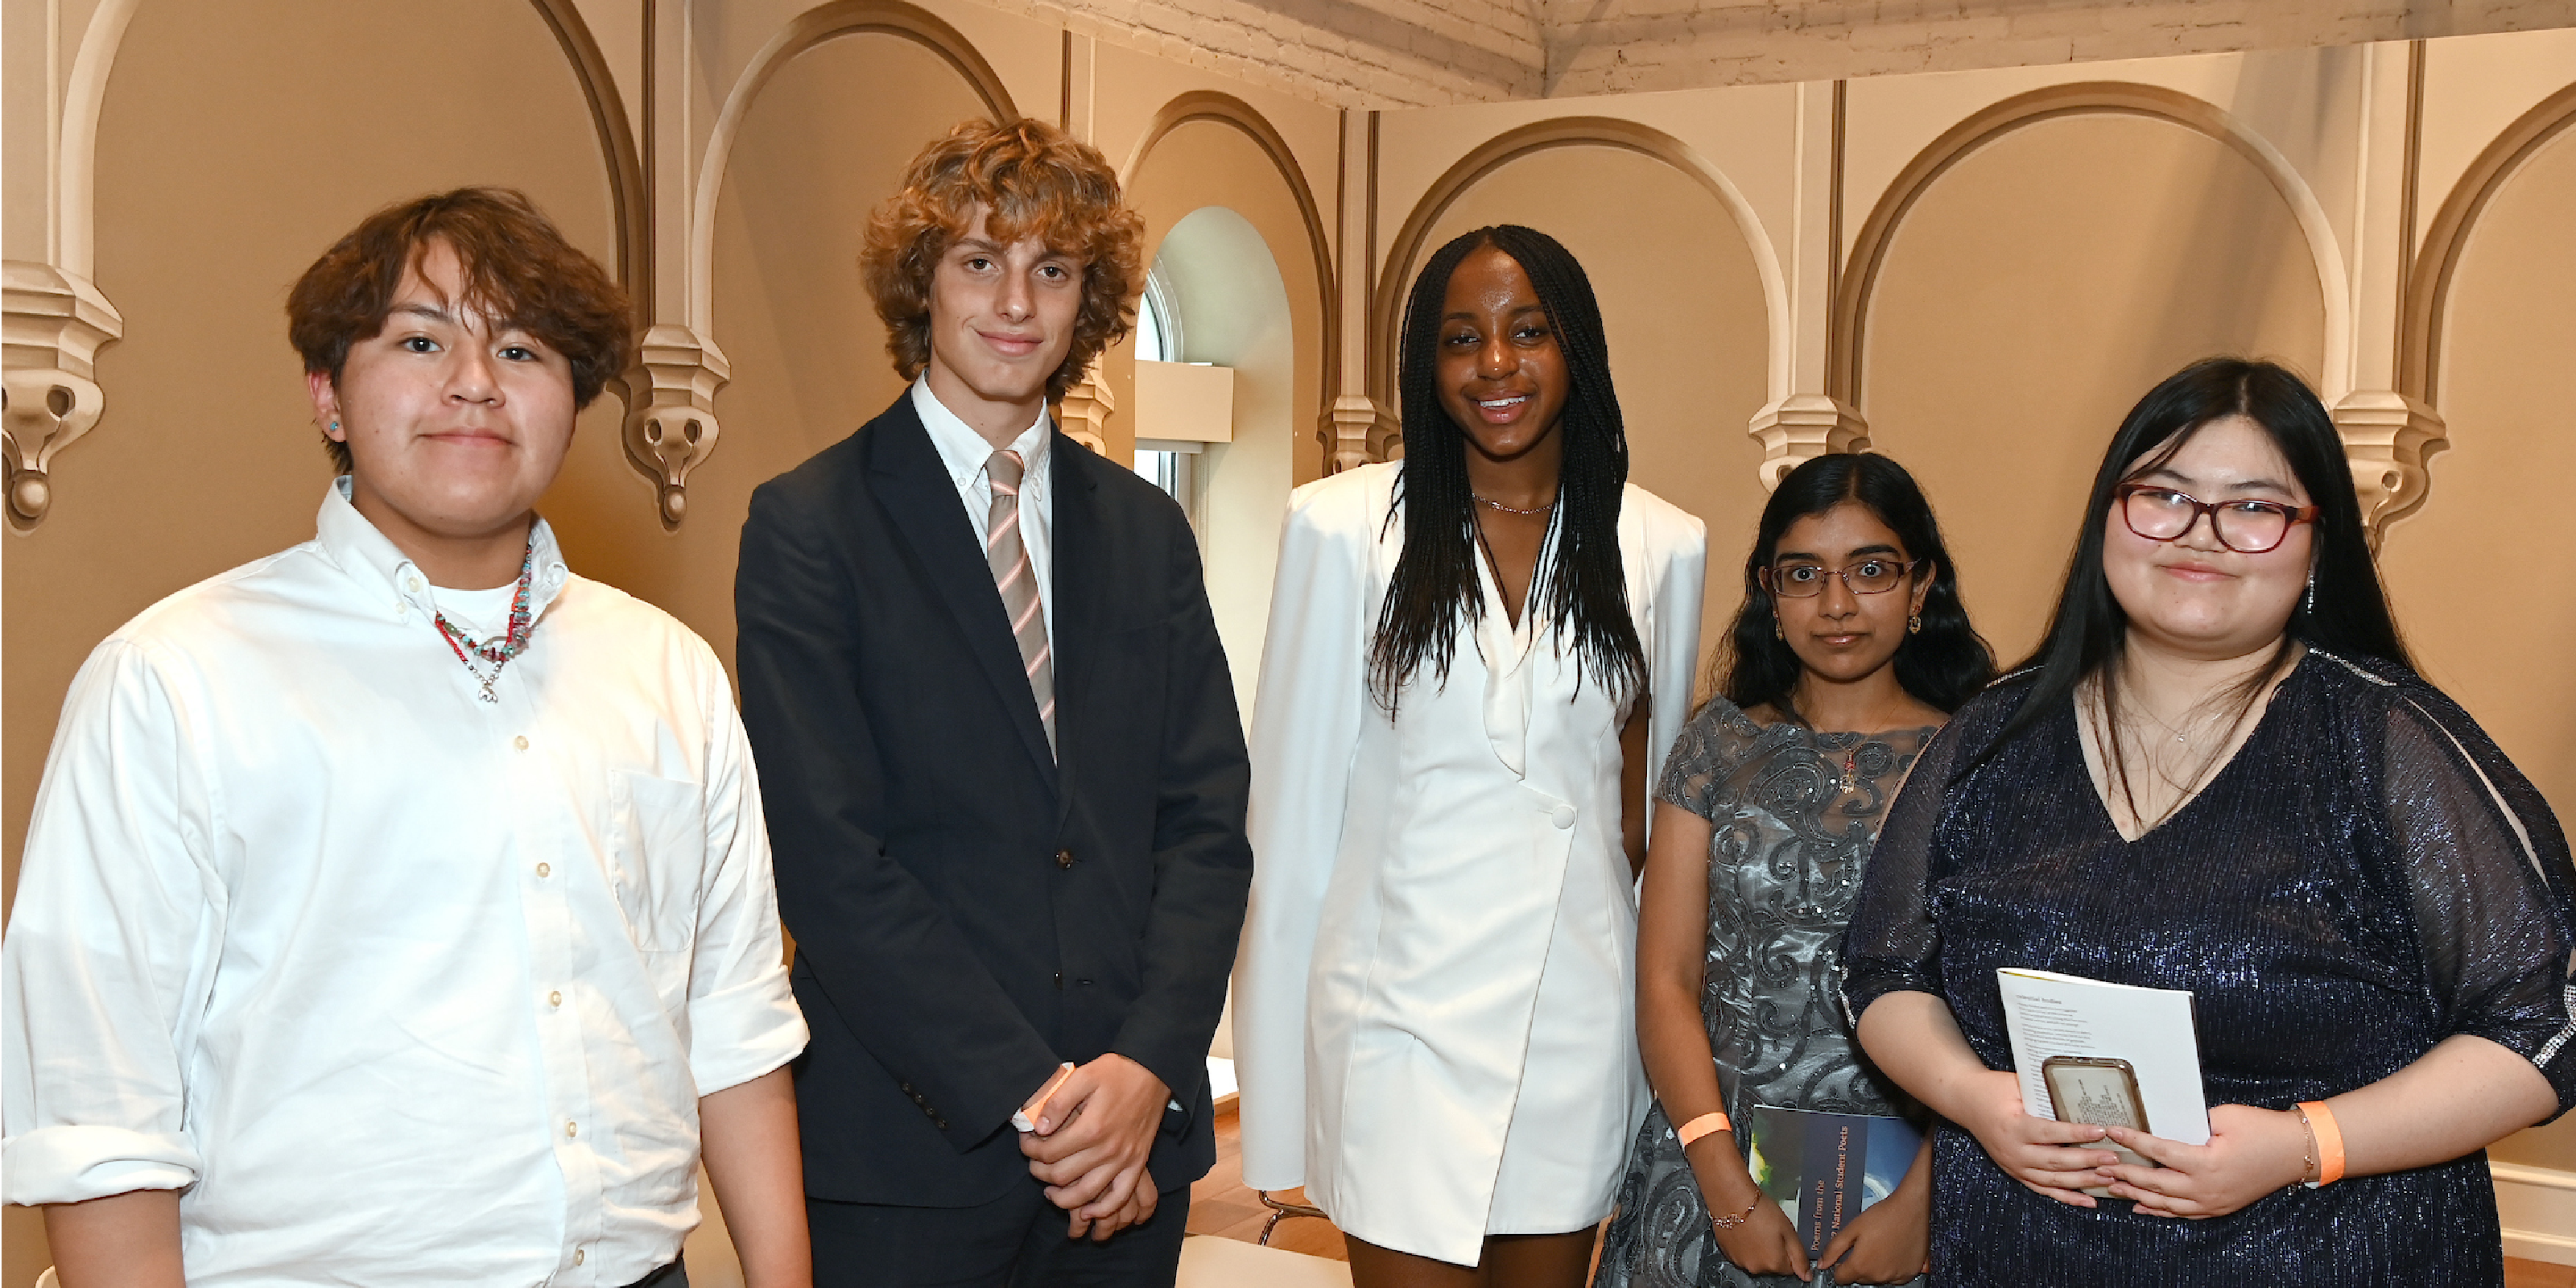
xmin=1833 ymin=81 xmax=2351 ymax=410
xmin=1373 ymin=118 xmax=1787 ymax=415
xmin=690 ymin=0 xmax=1017 ymax=336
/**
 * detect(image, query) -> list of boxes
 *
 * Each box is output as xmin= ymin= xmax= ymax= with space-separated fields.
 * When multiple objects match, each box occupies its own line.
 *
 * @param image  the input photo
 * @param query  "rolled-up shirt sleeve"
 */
xmin=5 ymin=638 xmax=222 ymax=1203
xmin=681 ymin=675 xmax=807 ymax=1096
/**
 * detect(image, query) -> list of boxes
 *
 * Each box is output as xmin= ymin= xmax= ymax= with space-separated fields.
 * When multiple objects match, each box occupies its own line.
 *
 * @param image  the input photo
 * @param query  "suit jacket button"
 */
xmin=1055 ymin=849 xmax=1075 ymax=869
xmin=1053 ymin=972 xmax=1064 ymax=989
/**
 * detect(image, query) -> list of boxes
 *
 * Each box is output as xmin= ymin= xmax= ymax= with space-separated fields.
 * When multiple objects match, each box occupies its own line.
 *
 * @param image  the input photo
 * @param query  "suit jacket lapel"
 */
xmin=865 ymin=401 xmax=1060 ymax=788
xmin=1047 ymin=432 xmax=1104 ymax=829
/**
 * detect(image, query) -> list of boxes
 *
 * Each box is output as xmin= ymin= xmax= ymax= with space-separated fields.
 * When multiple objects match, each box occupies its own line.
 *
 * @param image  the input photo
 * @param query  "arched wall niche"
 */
xmin=689 ymin=0 xmax=1017 ymax=338
xmin=2401 ymin=80 xmax=2576 ymax=408
xmin=1853 ymin=108 xmax=2327 ymax=658
xmin=1373 ymin=117 xmax=1788 ymax=428
xmin=1120 ymin=115 xmax=1330 ymax=708
xmin=1833 ymin=81 xmax=2351 ymax=411
xmin=1120 ymin=89 xmax=1339 ymax=472
xmin=684 ymin=29 xmax=999 ymax=663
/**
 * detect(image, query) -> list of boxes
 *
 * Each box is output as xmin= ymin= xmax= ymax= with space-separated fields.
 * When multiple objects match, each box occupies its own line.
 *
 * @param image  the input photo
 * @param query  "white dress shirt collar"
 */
xmin=317 ymin=473 xmax=573 ymax=621
xmin=911 ymin=377 xmax=1051 ymax=491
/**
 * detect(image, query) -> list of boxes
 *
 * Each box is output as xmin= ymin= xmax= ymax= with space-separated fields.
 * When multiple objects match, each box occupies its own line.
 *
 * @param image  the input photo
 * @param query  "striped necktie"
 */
xmin=985 ymin=448 xmax=1055 ymax=754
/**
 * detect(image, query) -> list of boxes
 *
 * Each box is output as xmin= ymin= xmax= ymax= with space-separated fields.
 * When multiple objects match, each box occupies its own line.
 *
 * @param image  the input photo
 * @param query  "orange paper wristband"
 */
xmin=1675 ymin=1111 xmax=1732 ymax=1147
xmin=2298 ymin=1100 xmax=2346 ymax=1186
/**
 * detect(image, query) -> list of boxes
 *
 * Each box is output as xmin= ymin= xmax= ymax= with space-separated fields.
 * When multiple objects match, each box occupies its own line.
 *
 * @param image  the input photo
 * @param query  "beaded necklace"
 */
xmin=432 ymin=542 xmax=538 ymax=704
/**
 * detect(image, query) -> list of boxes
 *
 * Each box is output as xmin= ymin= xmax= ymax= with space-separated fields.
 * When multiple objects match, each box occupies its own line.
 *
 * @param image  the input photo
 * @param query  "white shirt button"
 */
xmin=514 ymin=735 xmax=530 ymax=751
xmin=565 ymin=1121 xmax=578 ymax=1138
xmin=535 ymin=862 xmax=551 ymax=878
xmin=1550 ymin=804 xmax=1577 ymax=830
xmin=548 ymin=989 xmax=563 ymax=1008
xmin=406 ymin=576 xmax=423 ymax=593
xmin=572 ymin=1249 xmax=585 ymax=1266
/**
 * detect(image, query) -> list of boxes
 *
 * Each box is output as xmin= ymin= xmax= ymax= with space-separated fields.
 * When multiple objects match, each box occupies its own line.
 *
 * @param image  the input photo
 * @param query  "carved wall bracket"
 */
xmin=2331 ymin=390 xmax=2445 ymax=549
xmin=3 ymin=261 xmax=126 ymax=530
xmin=1323 ymin=394 xmax=1396 ymax=473
xmin=1747 ymin=393 xmax=1870 ymax=489
xmin=1058 ymin=369 xmax=1113 ymax=454
xmin=619 ymin=324 xmax=731 ymax=529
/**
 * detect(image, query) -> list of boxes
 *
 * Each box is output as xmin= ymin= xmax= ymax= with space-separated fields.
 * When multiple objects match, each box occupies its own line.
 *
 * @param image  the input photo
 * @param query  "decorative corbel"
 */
xmin=2330 ymin=390 xmax=2445 ymax=550
xmin=3 ymin=261 xmax=125 ymax=530
xmin=619 ymin=324 xmax=731 ymax=529
xmin=1323 ymin=394 xmax=1396 ymax=473
xmin=1747 ymin=393 xmax=1870 ymax=490
xmin=1057 ymin=369 xmax=1113 ymax=454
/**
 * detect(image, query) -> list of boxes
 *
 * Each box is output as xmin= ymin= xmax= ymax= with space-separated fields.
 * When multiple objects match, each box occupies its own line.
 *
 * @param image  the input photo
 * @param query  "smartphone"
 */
xmin=2041 ymin=1055 xmax=2157 ymax=1185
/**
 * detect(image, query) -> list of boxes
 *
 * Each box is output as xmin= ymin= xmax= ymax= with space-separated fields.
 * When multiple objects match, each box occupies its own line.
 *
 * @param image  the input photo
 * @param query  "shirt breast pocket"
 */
xmin=607 ymin=769 xmax=706 ymax=955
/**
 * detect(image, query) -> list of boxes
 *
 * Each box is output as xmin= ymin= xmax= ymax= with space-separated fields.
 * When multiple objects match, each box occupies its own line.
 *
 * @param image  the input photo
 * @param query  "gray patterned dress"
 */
xmin=1594 ymin=698 xmax=1934 ymax=1288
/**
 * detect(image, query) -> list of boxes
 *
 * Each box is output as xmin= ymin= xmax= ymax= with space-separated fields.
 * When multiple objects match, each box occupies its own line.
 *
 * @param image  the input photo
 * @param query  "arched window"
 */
xmin=1132 ymin=255 xmax=1195 ymax=506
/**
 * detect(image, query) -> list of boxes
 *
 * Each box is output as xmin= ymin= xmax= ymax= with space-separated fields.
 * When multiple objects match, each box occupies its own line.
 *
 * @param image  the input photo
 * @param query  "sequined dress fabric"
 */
xmin=1843 ymin=651 xmax=2576 ymax=1287
xmin=1596 ymin=699 xmax=1934 ymax=1288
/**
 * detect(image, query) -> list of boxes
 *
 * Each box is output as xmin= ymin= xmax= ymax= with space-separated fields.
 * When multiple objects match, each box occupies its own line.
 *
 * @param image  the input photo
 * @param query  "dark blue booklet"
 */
xmin=1741 ymin=1104 xmax=1925 ymax=1260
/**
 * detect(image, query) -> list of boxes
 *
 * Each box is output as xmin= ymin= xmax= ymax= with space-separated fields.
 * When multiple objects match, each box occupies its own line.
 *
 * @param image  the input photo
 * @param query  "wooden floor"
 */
xmin=1187 ymin=1100 xmax=1348 ymax=1261
xmin=1187 ymin=1101 xmax=2572 ymax=1285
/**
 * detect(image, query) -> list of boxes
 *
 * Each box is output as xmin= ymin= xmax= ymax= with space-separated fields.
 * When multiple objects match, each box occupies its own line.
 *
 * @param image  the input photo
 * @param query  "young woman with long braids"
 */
xmin=1844 ymin=358 xmax=2576 ymax=1285
xmin=1594 ymin=453 xmax=1992 ymax=1288
xmin=1234 ymin=225 xmax=1707 ymax=1286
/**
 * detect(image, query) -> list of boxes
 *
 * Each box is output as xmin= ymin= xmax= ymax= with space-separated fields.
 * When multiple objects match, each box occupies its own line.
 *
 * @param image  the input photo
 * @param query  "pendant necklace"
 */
xmin=431 ymin=542 xmax=539 ymax=704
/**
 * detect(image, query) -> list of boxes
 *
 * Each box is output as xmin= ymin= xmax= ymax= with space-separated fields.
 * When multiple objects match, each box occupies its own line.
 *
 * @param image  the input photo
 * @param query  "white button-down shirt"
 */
xmin=913 ymin=378 xmax=1055 ymax=650
xmin=2 ymin=479 xmax=807 ymax=1287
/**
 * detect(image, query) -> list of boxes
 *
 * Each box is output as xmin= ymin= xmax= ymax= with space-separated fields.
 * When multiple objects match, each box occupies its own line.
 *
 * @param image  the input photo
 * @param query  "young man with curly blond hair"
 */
xmin=734 ymin=118 xmax=1251 ymax=1286
xmin=5 ymin=188 xmax=810 ymax=1288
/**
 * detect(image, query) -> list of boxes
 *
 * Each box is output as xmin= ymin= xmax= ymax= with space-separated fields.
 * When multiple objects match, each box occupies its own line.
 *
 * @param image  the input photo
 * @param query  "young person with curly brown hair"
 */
xmin=3 ymin=188 xmax=811 ymax=1288
xmin=733 ymin=118 xmax=1252 ymax=1287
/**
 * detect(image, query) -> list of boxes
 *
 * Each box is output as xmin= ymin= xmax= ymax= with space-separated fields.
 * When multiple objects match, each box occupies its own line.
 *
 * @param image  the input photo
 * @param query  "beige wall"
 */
xmin=1860 ymin=112 xmax=2328 ymax=662
xmin=1410 ymin=144 xmax=1773 ymax=694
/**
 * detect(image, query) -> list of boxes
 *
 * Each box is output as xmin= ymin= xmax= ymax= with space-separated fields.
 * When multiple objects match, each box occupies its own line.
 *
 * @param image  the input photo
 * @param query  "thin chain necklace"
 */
xmin=1473 ymin=493 xmax=1554 ymax=516
xmin=431 ymin=542 xmax=538 ymax=704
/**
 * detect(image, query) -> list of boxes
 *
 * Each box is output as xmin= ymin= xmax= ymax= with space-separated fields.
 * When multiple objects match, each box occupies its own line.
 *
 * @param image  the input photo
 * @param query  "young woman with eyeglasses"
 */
xmin=1844 ymin=357 xmax=2576 ymax=1286
xmin=1593 ymin=452 xmax=1992 ymax=1288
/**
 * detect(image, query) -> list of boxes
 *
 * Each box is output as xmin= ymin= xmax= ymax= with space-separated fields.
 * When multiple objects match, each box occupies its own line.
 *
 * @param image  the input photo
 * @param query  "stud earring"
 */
xmin=329 ymin=420 xmax=340 ymax=431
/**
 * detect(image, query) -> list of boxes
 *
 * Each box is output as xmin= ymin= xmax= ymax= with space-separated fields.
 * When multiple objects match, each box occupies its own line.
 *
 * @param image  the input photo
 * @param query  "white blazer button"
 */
xmin=1550 ymin=804 xmax=1576 ymax=829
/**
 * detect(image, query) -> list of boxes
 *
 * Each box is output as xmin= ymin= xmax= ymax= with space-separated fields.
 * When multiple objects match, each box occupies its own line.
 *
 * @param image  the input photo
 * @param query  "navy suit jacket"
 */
xmin=735 ymin=394 xmax=1253 ymax=1205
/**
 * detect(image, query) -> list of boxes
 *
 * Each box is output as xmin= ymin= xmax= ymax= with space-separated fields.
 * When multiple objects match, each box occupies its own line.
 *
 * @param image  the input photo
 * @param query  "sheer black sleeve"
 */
xmin=2378 ymin=683 xmax=2576 ymax=1115
xmin=1840 ymin=683 xmax=2013 ymax=1023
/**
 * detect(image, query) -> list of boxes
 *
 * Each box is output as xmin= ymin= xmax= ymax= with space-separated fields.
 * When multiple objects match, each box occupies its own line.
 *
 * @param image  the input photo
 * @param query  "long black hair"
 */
xmin=1992 ymin=357 xmax=2413 ymax=789
xmin=1720 ymin=452 xmax=1996 ymax=719
xmin=1366 ymin=225 xmax=1646 ymax=708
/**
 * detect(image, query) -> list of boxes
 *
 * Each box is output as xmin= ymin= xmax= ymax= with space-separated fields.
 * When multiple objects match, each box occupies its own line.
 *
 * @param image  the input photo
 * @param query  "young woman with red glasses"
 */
xmin=1844 ymin=357 xmax=2576 ymax=1286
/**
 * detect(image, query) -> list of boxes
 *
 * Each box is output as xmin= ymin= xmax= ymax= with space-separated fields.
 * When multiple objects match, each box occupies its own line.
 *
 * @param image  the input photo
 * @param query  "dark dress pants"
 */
xmin=809 ymin=1179 xmax=1191 ymax=1288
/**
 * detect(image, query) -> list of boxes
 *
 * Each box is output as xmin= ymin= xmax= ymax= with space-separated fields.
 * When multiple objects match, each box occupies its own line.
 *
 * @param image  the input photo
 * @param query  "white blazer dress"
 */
xmin=1232 ymin=460 xmax=1707 ymax=1265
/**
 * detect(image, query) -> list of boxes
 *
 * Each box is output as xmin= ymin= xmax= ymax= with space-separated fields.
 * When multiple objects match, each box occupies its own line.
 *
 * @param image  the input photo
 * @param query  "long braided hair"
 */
xmin=1365 ymin=225 xmax=1647 ymax=710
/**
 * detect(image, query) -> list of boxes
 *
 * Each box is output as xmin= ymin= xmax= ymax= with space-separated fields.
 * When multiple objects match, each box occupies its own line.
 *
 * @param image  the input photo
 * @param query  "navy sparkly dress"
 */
xmin=1843 ymin=650 xmax=2576 ymax=1286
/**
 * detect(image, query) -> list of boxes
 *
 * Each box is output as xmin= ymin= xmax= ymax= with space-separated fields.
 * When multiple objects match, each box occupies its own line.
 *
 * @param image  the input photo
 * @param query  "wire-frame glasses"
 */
xmin=2116 ymin=483 xmax=2319 ymax=555
xmin=1761 ymin=556 xmax=1919 ymax=598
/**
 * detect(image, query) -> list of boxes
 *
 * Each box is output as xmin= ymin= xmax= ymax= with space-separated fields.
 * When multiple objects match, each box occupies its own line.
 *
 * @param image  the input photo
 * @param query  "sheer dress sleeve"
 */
xmin=2377 ymin=684 xmax=2576 ymax=1115
xmin=1839 ymin=685 xmax=2013 ymax=1025
xmin=1654 ymin=700 xmax=1740 ymax=824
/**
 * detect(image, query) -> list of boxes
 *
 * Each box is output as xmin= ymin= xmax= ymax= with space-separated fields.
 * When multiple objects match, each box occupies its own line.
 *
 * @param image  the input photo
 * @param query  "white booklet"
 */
xmin=1995 ymin=968 xmax=2210 ymax=1150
